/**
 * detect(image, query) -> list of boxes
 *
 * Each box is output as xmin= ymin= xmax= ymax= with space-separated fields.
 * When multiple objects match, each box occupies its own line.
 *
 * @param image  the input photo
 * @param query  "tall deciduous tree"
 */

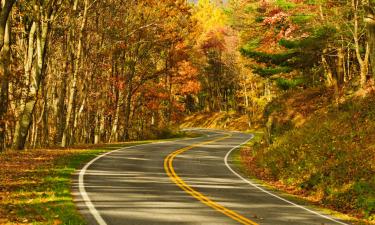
xmin=0 ymin=0 xmax=15 ymax=151
xmin=12 ymin=0 xmax=61 ymax=150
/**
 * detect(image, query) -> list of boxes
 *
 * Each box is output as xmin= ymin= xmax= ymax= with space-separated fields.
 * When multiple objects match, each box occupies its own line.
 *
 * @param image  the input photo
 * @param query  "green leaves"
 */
xmin=240 ymin=49 xmax=297 ymax=65
xmin=275 ymin=77 xmax=304 ymax=90
xmin=253 ymin=66 xmax=293 ymax=77
xmin=275 ymin=0 xmax=297 ymax=10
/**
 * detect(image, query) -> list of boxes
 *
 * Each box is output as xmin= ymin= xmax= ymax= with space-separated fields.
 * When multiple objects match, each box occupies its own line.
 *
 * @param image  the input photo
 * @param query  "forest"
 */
xmin=0 ymin=0 xmax=375 ymax=223
xmin=0 ymin=0 xmax=374 ymax=149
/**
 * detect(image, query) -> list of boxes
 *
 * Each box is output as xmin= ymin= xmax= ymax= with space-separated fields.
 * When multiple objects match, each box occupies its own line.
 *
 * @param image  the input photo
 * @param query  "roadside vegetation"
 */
xmin=0 ymin=127 xmax=199 ymax=225
xmin=0 ymin=142 xmax=152 ymax=224
xmin=241 ymin=88 xmax=375 ymax=223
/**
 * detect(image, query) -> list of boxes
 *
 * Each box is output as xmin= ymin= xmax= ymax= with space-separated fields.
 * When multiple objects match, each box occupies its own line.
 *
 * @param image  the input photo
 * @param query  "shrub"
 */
xmin=249 ymin=92 xmax=375 ymax=219
xmin=275 ymin=77 xmax=304 ymax=90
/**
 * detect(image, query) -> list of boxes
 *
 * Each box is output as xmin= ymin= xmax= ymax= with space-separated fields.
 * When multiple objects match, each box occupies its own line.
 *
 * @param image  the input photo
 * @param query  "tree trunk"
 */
xmin=99 ymin=111 xmax=105 ymax=143
xmin=12 ymin=16 xmax=50 ymax=150
xmin=368 ymin=26 xmax=375 ymax=78
xmin=124 ymin=72 xmax=134 ymax=141
xmin=55 ymin=61 xmax=68 ymax=144
xmin=353 ymin=0 xmax=370 ymax=89
xmin=337 ymin=47 xmax=345 ymax=85
xmin=365 ymin=5 xmax=375 ymax=79
xmin=73 ymin=92 xmax=86 ymax=144
xmin=360 ymin=57 xmax=369 ymax=87
xmin=322 ymin=49 xmax=334 ymax=87
xmin=61 ymin=0 xmax=89 ymax=147
xmin=0 ymin=11 xmax=10 ymax=151
xmin=0 ymin=0 xmax=14 ymax=151
xmin=110 ymin=91 xmax=122 ymax=142
xmin=94 ymin=112 xmax=100 ymax=144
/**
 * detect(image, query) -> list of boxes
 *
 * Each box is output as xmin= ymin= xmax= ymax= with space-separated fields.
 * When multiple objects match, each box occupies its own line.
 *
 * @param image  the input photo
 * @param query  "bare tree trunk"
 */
xmin=322 ymin=50 xmax=334 ymax=87
xmin=32 ymin=101 xmax=44 ymax=148
xmin=124 ymin=76 xmax=134 ymax=141
xmin=93 ymin=110 xmax=105 ymax=144
xmin=0 ymin=10 xmax=11 ymax=151
xmin=110 ymin=91 xmax=122 ymax=142
xmin=99 ymin=111 xmax=105 ymax=142
xmin=365 ymin=4 xmax=375 ymax=79
xmin=62 ymin=0 xmax=89 ymax=147
xmin=337 ymin=47 xmax=345 ymax=85
xmin=12 ymin=13 xmax=51 ymax=150
xmin=55 ymin=61 xmax=67 ymax=144
xmin=353 ymin=0 xmax=370 ymax=88
xmin=124 ymin=58 xmax=135 ymax=141
xmin=0 ymin=0 xmax=15 ymax=151
xmin=73 ymin=94 xmax=86 ymax=143
xmin=347 ymin=48 xmax=352 ymax=81
xmin=30 ymin=113 xmax=36 ymax=148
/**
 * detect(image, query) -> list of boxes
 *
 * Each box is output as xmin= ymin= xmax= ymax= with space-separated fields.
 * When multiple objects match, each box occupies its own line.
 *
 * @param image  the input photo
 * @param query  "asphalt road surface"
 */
xmin=72 ymin=129 xmax=349 ymax=225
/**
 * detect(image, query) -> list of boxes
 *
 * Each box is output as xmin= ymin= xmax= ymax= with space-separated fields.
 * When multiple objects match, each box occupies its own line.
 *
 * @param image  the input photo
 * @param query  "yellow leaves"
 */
xmin=193 ymin=0 xmax=229 ymax=33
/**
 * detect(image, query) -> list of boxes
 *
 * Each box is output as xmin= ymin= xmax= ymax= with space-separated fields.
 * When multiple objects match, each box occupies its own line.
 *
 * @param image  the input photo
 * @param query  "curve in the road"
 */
xmin=164 ymin=134 xmax=259 ymax=225
xmin=224 ymin=136 xmax=349 ymax=225
xmin=77 ymin=139 xmax=191 ymax=225
xmin=75 ymin=129 xmax=350 ymax=225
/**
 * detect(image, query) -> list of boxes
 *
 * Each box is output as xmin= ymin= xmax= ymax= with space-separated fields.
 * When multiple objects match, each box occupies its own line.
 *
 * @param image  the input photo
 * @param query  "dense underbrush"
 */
xmin=243 ymin=88 xmax=375 ymax=221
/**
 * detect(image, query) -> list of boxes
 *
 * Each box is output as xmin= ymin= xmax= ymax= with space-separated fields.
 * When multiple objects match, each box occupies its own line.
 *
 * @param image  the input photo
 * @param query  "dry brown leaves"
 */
xmin=0 ymin=149 xmax=81 ymax=224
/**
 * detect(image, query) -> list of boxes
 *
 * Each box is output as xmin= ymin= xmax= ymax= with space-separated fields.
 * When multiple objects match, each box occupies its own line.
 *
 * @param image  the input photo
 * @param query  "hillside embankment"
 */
xmin=181 ymin=87 xmax=375 ymax=222
xmin=246 ymin=87 xmax=375 ymax=222
xmin=180 ymin=111 xmax=252 ymax=131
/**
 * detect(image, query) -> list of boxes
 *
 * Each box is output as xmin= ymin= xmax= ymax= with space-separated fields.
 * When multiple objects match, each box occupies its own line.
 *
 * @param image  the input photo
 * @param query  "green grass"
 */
xmin=3 ymin=141 xmax=154 ymax=224
xmin=37 ymin=149 xmax=112 ymax=224
xmin=3 ymin=132 xmax=206 ymax=225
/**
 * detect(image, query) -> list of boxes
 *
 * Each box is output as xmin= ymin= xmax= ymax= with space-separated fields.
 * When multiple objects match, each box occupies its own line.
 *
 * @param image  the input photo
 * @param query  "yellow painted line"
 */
xmin=164 ymin=135 xmax=259 ymax=225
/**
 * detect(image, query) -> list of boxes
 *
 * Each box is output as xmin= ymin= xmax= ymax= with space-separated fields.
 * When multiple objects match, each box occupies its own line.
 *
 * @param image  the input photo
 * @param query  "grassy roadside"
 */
xmin=232 ymin=131 xmax=371 ymax=225
xmin=0 ymin=134 xmax=202 ymax=225
xmin=0 ymin=129 xmax=204 ymax=225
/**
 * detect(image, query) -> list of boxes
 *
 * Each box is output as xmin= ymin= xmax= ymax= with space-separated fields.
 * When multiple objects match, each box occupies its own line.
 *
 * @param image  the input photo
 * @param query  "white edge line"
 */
xmin=224 ymin=134 xmax=349 ymax=225
xmin=78 ymin=130 xmax=219 ymax=225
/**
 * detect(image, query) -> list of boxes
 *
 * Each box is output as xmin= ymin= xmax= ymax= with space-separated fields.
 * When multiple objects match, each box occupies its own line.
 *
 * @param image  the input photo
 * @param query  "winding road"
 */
xmin=72 ymin=129 xmax=349 ymax=225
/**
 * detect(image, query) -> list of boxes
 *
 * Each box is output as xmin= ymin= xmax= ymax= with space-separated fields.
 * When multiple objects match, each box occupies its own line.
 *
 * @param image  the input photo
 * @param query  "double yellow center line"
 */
xmin=164 ymin=135 xmax=259 ymax=225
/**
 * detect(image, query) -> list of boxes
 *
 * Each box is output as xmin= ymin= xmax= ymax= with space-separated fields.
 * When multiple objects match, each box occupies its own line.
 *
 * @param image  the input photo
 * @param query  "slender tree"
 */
xmin=0 ymin=0 xmax=14 ymax=151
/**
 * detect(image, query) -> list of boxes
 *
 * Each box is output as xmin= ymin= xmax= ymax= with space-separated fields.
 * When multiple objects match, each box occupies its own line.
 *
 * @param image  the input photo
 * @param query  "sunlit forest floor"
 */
xmin=0 ymin=141 xmax=154 ymax=224
xmin=180 ymin=112 xmax=253 ymax=131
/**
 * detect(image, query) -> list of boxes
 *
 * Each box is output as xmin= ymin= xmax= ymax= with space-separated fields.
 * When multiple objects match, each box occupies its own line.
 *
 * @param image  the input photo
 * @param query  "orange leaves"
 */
xmin=180 ymin=81 xmax=201 ymax=95
xmin=177 ymin=60 xmax=198 ymax=78
xmin=200 ymin=28 xmax=227 ymax=52
xmin=174 ymin=60 xmax=201 ymax=95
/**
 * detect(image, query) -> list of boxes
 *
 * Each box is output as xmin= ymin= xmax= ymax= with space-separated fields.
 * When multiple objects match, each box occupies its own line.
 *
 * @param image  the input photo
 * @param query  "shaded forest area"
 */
xmin=0 ymin=0 xmax=250 ymax=151
xmin=0 ymin=0 xmax=202 ymax=150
